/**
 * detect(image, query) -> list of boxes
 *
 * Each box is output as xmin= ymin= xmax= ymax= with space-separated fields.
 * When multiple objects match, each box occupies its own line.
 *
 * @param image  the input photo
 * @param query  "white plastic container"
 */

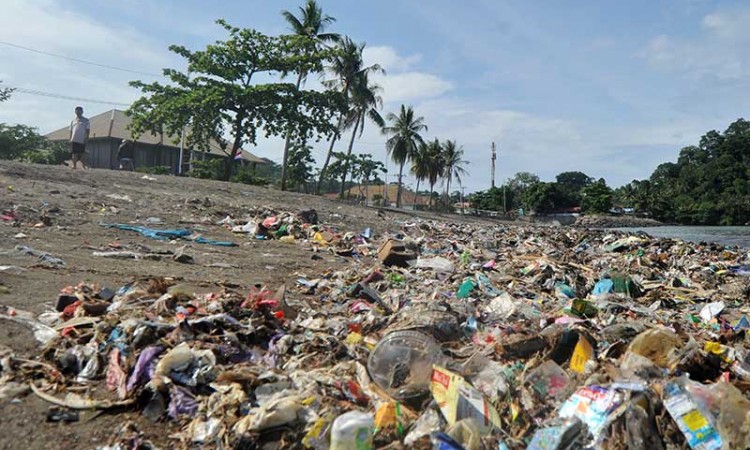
xmin=330 ymin=410 xmax=374 ymax=450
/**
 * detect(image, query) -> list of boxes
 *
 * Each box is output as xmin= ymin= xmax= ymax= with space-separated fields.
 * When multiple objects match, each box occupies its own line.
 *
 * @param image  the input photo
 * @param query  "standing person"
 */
xmin=117 ymin=139 xmax=135 ymax=171
xmin=69 ymin=106 xmax=90 ymax=169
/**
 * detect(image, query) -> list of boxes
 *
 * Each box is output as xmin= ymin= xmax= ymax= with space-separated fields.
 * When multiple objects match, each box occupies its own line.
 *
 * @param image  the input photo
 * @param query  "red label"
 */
xmin=431 ymin=369 xmax=451 ymax=388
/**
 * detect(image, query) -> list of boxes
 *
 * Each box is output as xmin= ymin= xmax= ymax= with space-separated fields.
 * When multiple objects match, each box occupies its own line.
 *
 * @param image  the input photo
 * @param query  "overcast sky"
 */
xmin=1 ymin=0 xmax=749 ymax=192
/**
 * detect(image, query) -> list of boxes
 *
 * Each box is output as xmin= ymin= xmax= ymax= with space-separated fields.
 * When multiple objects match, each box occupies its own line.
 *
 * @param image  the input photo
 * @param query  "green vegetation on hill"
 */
xmin=617 ymin=119 xmax=750 ymax=225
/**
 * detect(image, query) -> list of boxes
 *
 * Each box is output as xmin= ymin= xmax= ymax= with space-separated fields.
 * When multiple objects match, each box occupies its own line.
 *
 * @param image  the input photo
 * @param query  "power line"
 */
xmin=0 ymin=40 xmax=162 ymax=78
xmin=6 ymin=86 xmax=130 ymax=107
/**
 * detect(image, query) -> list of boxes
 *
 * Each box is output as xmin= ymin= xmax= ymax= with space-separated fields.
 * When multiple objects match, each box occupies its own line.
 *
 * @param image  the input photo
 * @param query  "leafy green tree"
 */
xmin=508 ymin=172 xmax=540 ymax=192
xmin=556 ymin=171 xmax=593 ymax=191
xmin=129 ymin=20 xmax=344 ymax=181
xmin=555 ymin=171 xmax=593 ymax=207
xmin=352 ymin=153 xmax=385 ymax=201
xmin=317 ymin=38 xmax=383 ymax=193
xmin=323 ymin=151 xmax=350 ymax=194
xmin=505 ymin=172 xmax=540 ymax=210
xmin=581 ymin=178 xmax=614 ymax=213
xmin=286 ymin=141 xmax=316 ymax=192
xmin=383 ymin=105 xmax=427 ymax=208
xmin=339 ymin=72 xmax=385 ymax=197
xmin=639 ymin=120 xmax=750 ymax=224
xmin=0 ymin=124 xmax=47 ymax=160
xmin=279 ymin=0 xmax=339 ymax=190
xmin=525 ymin=182 xmax=568 ymax=214
xmin=441 ymin=140 xmax=468 ymax=210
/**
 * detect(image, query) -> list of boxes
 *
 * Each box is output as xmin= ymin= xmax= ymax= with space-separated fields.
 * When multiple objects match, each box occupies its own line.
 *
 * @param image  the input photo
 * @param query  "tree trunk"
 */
xmin=414 ymin=179 xmax=421 ymax=210
xmin=445 ymin=177 xmax=452 ymax=212
xmin=365 ymin=179 xmax=369 ymax=205
xmin=280 ymin=72 xmax=305 ymax=191
xmin=316 ymin=114 xmax=345 ymax=194
xmin=339 ymin=113 xmax=361 ymax=198
xmin=396 ymin=163 xmax=405 ymax=208
xmin=429 ymin=183 xmax=435 ymax=210
xmin=224 ymin=115 xmax=245 ymax=181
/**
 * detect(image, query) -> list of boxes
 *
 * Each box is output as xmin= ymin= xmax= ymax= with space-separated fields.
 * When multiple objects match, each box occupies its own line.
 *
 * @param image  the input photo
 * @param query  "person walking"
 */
xmin=69 ymin=106 xmax=90 ymax=169
xmin=117 ymin=139 xmax=135 ymax=171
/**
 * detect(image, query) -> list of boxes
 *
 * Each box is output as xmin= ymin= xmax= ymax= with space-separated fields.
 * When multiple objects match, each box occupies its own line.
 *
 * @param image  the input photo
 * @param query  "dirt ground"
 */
xmin=0 ymin=161 xmax=502 ymax=449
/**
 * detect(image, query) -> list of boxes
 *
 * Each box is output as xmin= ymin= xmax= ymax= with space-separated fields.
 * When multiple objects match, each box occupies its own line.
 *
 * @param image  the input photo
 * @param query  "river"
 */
xmin=613 ymin=226 xmax=750 ymax=249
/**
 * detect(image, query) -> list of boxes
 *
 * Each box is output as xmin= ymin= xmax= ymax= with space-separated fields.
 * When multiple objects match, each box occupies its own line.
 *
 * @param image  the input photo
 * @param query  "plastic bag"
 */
xmin=415 ymin=257 xmax=455 ymax=273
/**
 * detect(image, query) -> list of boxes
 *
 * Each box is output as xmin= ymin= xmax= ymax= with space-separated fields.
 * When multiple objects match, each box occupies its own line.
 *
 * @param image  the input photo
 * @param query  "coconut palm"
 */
xmin=316 ymin=38 xmax=383 ymax=194
xmin=410 ymin=142 xmax=430 ymax=207
xmin=279 ymin=0 xmax=339 ymax=191
xmin=339 ymin=72 xmax=385 ymax=197
xmin=425 ymin=138 xmax=444 ymax=209
xmin=383 ymin=105 xmax=428 ymax=208
xmin=441 ymin=140 xmax=469 ymax=210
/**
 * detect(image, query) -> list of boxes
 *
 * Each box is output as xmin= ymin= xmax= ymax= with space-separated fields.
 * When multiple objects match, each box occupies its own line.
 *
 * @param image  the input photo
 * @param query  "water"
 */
xmin=613 ymin=226 xmax=750 ymax=249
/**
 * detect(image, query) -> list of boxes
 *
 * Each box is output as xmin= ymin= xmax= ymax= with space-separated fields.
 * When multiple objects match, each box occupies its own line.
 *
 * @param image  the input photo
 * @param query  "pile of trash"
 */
xmin=2 ymin=210 xmax=750 ymax=449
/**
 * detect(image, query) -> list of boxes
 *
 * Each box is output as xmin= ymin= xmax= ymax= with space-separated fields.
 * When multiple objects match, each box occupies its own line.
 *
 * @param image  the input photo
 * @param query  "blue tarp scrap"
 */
xmin=101 ymin=223 xmax=237 ymax=247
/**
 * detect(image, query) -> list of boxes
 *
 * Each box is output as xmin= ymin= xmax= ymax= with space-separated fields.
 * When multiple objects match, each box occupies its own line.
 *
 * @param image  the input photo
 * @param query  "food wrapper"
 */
xmin=430 ymin=365 xmax=501 ymax=435
xmin=663 ymin=381 xmax=722 ymax=450
xmin=558 ymin=386 xmax=622 ymax=438
xmin=569 ymin=336 xmax=594 ymax=373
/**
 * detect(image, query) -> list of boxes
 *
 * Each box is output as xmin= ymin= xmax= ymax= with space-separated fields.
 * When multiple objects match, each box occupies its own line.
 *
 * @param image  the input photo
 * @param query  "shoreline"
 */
xmin=572 ymin=214 xmax=664 ymax=228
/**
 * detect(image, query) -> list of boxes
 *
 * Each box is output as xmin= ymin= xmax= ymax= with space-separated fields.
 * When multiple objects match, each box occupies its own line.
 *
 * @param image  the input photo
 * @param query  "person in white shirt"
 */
xmin=69 ymin=106 xmax=90 ymax=169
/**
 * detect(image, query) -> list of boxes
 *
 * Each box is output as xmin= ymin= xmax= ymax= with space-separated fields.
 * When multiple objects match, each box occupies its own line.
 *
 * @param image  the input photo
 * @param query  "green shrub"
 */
xmin=136 ymin=165 xmax=172 ymax=175
xmin=23 ymin=142 xmax=68 ymax=165
xmin=231 ymin=166 xmax=268 ymax=185
xmin=190 ymin=159 xmax=223 ymax=180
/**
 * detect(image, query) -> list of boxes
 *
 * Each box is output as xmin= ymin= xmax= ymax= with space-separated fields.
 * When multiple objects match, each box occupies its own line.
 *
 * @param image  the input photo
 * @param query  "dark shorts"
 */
xmin=70 ymin=142 xmax=85 ymax=154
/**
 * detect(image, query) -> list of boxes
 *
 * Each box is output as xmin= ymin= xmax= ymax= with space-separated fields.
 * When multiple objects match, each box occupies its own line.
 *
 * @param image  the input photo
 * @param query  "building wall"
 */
xmin=83 ymin=138 xmax=181 ymax=174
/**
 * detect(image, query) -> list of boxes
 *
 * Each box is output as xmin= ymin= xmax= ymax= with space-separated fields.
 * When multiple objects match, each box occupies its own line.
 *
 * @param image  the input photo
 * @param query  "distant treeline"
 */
xmin=617 ymin=119 xmax=750 ymax=226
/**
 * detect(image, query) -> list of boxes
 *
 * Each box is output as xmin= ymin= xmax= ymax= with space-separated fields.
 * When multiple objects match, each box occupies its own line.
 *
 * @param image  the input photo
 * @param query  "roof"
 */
xmin=45 ymin=109 xmax=266 ymax=164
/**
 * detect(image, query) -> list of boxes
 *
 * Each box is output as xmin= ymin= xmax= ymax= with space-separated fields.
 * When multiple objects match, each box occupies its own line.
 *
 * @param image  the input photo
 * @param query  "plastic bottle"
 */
xmin=330 ymin=411 xmax=374 ymax=450
xmin=367 ymin=330 xmax=443 ymax=400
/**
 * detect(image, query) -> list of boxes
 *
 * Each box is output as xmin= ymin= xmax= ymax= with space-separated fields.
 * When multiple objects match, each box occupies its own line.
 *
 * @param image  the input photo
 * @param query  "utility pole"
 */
xmin=491 ymin=142 xmax=496 ymax=189
xmin=503 ymin=183 xmax=508 ymax=214
xmin=460 ymin=185 xmax=466 ymax=216
xmin=383 ymin=157 xmax=388 ymax=206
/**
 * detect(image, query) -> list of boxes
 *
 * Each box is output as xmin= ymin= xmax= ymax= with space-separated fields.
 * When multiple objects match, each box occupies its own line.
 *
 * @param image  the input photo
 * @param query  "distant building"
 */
xmin=45 ymin=109 xmax=266 ymax=174
xmin=325 ymin=183 xmax=430 ymax=209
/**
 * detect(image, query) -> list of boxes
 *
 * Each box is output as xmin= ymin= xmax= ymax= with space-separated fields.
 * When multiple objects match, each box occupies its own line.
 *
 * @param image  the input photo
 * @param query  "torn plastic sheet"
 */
xmin=126 ymin=346 xmax=164 ymax=392
xmin=168 ymin=384 xmax=198 ymax=420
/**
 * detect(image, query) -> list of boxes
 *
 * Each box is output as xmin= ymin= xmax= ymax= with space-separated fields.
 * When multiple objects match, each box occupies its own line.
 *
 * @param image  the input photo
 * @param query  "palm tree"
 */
xmin=317 ymin=38 xmax=383 ymax=194
xmin=383 ymin=105 xmax=428 ymax=208
xmin=339 ymin=72 xmax=385 ymax=197
xmin=441 ymin=140 xmax=469 ymax=210
xmin=410 ymin=142 xmax=430 ymax=207
xmin=425 ymin=138 xmax=444 ymax=209
xmin=279 ymin=0 xmax=339 ymax=191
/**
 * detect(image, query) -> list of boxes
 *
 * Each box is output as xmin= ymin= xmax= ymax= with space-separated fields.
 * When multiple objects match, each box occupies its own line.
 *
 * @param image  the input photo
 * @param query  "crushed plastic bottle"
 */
xmin=367 ymin=330 xmax=444 ymax=400
xmin=330 ymin=410 xmax=374 ymax=450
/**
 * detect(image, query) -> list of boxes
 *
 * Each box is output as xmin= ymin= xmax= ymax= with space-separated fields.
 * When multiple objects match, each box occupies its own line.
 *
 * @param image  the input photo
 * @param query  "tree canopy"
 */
xmin=619 ymin=119 xmax=750 ymax=225
xmin=0 ymin=124 xmax=67 ymax=164
xmin=128 ymin=20 xmax=345 ymax=181
xmin=279 ymin=0 xmax=339 ymax=190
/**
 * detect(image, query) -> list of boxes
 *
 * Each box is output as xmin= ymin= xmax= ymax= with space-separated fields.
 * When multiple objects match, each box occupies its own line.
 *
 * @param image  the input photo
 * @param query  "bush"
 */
xmin=230 ymin=166 xmax=268 ymax=186
xmin=136 ymin=165 xmax=172 ymax=175
xmin=189 ymin=159 xmax=223 ymax=180
xmin=22 ymin=142 xmax=68 ymax=165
